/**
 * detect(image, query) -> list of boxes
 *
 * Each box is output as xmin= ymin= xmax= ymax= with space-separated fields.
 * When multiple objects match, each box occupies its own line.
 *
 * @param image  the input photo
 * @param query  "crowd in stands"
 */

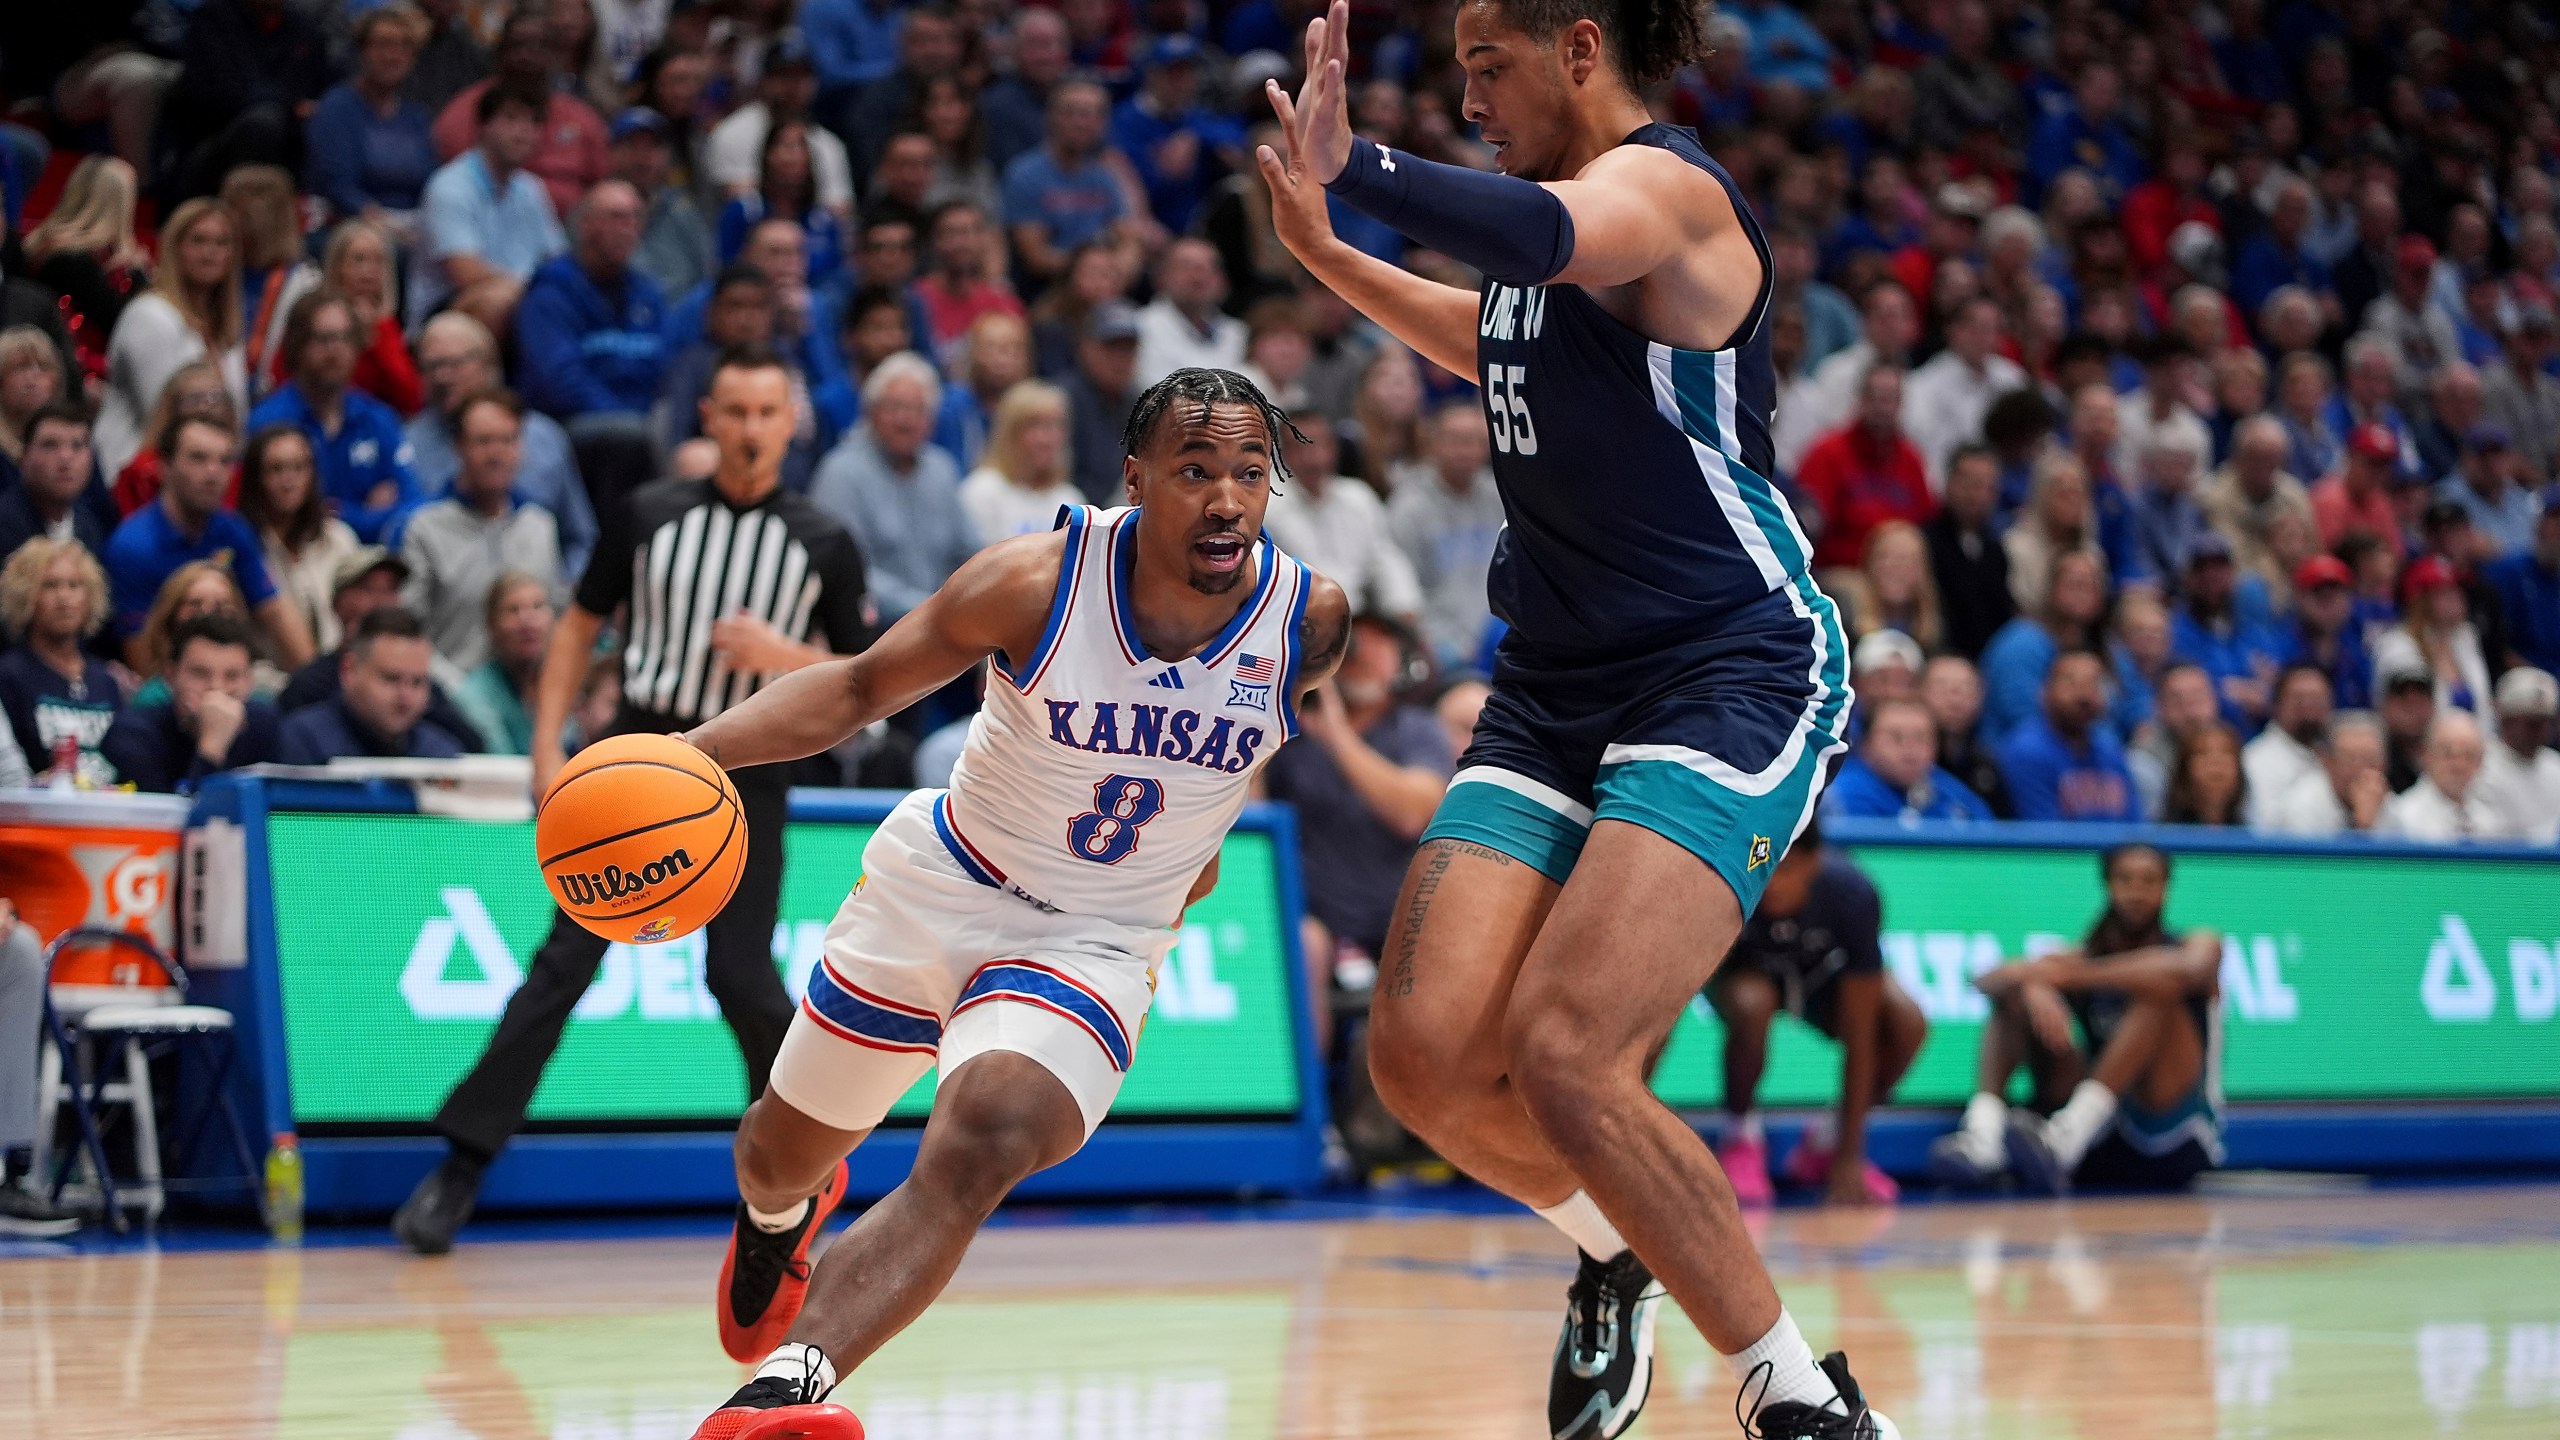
xmin=3 ymin=0 xmax=2560 ymax=865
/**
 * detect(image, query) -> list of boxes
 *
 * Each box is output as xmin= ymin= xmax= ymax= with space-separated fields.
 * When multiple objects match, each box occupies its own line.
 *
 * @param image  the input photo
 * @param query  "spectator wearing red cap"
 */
xmin=2373 ymin=556 xmax=2493 ymax=720
xmin=1797 ymin=364 xmax=1935 ymax=571
xmin=2311 ymin=422 xmax=2409 ymax=555
xmin=2283 ymin=554 xmax=2374 ymax=710
xmin=2357 ymin=235 xmax=2462 ymax=400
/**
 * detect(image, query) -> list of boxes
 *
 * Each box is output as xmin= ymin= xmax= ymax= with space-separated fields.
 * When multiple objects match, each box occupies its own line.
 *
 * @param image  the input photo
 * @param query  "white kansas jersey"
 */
xmin=939 ymin=505 xmax=1314 ymax=930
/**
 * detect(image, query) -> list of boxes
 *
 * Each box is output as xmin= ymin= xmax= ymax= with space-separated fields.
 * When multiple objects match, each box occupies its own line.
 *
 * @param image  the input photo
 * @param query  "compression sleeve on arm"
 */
xmin=1323 ymin=137 xmax=1576 ymax=288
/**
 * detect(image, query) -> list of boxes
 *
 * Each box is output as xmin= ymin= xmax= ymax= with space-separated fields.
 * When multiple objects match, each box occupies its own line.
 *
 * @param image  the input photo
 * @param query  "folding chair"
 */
xmin=36 ymin=927 xmax=262 ymax=1233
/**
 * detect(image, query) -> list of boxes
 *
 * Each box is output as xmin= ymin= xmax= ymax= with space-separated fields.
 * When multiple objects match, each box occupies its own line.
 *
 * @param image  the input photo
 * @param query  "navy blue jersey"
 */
xmin=1474 ymin=123 xmax=1802 ymax=661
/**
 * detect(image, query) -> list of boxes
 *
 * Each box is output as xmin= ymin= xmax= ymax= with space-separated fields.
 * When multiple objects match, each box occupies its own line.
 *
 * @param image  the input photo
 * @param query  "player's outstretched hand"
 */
xmin=1282 ymin=0 xmax=1353 ymax=183
xmin=1255 ymin=2 xmax=1354 ymax=265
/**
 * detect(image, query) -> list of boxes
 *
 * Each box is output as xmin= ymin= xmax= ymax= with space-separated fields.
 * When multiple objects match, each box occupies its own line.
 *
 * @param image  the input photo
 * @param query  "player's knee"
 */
xmin=1367 ymin=1017 xmax=1487 ymax=1126
xmin=1504 ymin=1009 xmax=1629 ymax=1144
xmin=915 ymin=1086 xmax=1077 ymax=1215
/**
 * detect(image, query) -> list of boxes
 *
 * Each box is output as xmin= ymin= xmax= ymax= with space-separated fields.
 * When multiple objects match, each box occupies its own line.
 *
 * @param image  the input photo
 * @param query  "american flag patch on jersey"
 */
xmin=1236 ymin=653 xmax=1276 ymax=683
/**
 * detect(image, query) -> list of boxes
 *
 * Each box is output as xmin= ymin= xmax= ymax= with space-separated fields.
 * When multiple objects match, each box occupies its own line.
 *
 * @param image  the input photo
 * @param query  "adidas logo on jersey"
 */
xmin=1146 ymin=667 xmax=1184 ymax=690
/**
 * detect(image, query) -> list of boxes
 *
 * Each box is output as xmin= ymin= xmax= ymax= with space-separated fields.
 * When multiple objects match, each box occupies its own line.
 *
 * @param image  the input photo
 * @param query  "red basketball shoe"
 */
xmin=688 ymin=1382 xmax=864 ymax=1440
xmin=717 ymin=1160 xmax=850 ymax=1361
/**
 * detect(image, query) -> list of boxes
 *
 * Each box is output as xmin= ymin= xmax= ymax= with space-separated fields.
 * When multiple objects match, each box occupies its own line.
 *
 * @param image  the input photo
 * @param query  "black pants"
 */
xmin=432 ymin=754 xmax=797 ymax=1161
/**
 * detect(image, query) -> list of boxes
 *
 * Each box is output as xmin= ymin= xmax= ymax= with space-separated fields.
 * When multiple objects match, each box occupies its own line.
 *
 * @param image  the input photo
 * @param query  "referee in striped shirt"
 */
xmin=396 ymin=349 xmax=872 ymax=1254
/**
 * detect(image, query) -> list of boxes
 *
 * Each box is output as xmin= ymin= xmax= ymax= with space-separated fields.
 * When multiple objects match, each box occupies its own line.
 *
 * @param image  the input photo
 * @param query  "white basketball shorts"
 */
xmin=768 ymin=789 xmax=1176 ymax=1139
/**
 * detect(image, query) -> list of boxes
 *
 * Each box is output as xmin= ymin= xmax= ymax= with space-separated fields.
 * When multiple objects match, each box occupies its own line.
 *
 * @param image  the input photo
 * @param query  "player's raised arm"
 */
xmin=1254 ymin=8 xmax=1478 ymax=378
xmin=684 ymin=533 xmax=1062 ymax=770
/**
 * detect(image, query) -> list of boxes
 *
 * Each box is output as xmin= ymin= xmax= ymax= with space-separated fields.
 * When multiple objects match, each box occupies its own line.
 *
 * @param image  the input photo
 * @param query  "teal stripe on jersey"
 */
xmin=1797 ymin=572 xmax=1853 ymax=738
xmin=1670 ymin=350 xmax=1806 ymax=576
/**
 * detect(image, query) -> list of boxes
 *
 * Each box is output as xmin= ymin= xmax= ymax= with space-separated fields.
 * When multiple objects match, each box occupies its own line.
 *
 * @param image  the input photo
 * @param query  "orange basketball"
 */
xmin=536 ymin=734 xmax=747 ymax=944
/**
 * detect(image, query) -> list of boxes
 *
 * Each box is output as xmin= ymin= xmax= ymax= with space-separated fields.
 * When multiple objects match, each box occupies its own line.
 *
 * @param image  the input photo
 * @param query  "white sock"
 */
xmin=2047 ymin=1080 xmax=2119 ymax=1169
xmin=753 ymin=1342 xmax=837 ymax=1403
xmin=1534 ymin=1190 xmax=1629 ymax=1261
xmin=1727 ymin=1110 xmax=1764 ymax=1144
xmin=747 ymin=1196 xmax=813 ymax=1233
xmin=1725 ymin=1308 xmax=1841 ymax=1419
xmin=1962 ymin=1091 xmax=2007 ymax=1144
xmin=1796 ymin=1113 xmax=1836 ymax=1153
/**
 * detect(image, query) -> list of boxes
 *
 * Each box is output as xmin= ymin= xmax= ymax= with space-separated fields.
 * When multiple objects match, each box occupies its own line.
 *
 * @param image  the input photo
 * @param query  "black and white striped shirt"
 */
xmin=576 ymin=476 xmax=872 ymax=725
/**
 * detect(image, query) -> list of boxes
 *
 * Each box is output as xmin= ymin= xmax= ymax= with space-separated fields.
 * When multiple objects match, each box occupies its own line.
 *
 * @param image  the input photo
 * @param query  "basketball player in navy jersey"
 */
xmin=1260 ymin=6 xmax=1893 ymax=1438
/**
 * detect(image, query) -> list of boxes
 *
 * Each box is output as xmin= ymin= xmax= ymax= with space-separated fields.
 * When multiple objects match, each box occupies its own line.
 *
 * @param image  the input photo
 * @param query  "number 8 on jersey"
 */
xmin=1068 ymin=775 xmax=1164 ymax=864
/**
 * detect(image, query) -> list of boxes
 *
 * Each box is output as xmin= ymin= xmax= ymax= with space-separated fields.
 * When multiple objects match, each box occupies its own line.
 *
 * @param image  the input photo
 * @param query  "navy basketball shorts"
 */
xmin=1421 ymin=579 xmax=1852 ymax=914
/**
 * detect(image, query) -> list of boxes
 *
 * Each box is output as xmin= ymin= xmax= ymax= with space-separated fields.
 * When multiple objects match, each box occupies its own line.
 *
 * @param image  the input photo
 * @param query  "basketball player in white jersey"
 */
xmin=671 ymin=367 xmax=1348 ymax=1440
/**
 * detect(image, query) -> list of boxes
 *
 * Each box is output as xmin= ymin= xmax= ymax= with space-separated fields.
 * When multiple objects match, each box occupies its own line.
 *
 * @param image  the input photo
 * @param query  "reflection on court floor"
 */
xmin=4 ymin=1183 xmax=2559 ymax=1438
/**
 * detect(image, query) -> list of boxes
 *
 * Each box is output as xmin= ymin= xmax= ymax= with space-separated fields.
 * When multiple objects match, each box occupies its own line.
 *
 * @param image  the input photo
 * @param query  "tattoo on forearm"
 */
xmin=1382 ymin=840 xmax=1510 ymax=997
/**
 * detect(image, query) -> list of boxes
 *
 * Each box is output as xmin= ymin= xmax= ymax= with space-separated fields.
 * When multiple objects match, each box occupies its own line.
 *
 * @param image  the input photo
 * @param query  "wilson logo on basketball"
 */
xmin=554 ymin=849 xmax=696 ymax=907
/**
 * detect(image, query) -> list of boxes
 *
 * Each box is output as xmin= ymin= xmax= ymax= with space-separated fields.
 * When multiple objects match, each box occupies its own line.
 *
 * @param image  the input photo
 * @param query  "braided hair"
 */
xmin=1121 ymin=367 xmax=1308 ymax=485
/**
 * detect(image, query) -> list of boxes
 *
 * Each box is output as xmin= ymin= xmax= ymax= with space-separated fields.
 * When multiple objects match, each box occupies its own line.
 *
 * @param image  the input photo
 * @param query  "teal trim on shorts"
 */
xmin=1593 ymin=747 xmax=1831 ymax=915
xmin=1421 ymin=772 xmax=1591 ymax=884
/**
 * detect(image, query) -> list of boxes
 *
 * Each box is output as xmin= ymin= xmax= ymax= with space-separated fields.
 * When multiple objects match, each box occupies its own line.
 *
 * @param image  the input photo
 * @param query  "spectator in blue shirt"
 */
xmin=1981 ymin=547 xmax=2109 ymax=746
xmin=1003 ymin=81 xmax=1129 ymax=290
xmin=2437 ymin=424 xmax=2540 ymax=560
xmin=714 ymin=120 xmax=847 ymax=283
xmin=2231 ymin=177 xmax=2334 ymax=318
xmin=101 ymin=417 xmax=313 ymax=669
xmin=1996 ymin=649 xmax=2141 ymax=822
xmin=1112 ymin=36 xmax=1247 ymax=234
xmin=515 ymin=180 xmax=670 ymax=426
xmin=2170 ymin=533 xmax=2290 ymax=731
xmin=248 ymin=292 xmax=423 ymax=544
xmin=412 ymin=85 xmax=567 ymax=332
xmin=278 ymin=605 xmax=468 ymax=762
xmin=2127 ymin=428 xmax=2217 ymax=589
xmin=2284 ymin=554 xmax=2375 ymax=710
xmin=981 ymin=7 xmax=1073 ymax=169
xmin=802 ymin=0 xmax=908 ymax=100
xmin=405 ymin=313 xmax=595 ymax=580
xmin=1721 ymin=0 xmax=1834 ymax=92
xmin=2487 ymin=493 xmax=2560 ymax=675
xmin=306 ymin=6 xmax=441 ymax=227
xmin=2025 ymin=62 xmax=2142 ymax=203
xmin=99 ymin=612 xmax=282 ymax=793
xmin=1825 ymin=697 xmax=1996 ymax=823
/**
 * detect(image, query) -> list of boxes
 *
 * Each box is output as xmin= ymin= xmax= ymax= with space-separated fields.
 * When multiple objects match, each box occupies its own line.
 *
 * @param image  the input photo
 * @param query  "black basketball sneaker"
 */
xmin=1739 ymin=1351 xmax=1902 ymax=1439
xmin=685 ymin=1376 xmax=864 ymax=1439
xmin=1548 ymin=1248 xmax=1665 ymax=1440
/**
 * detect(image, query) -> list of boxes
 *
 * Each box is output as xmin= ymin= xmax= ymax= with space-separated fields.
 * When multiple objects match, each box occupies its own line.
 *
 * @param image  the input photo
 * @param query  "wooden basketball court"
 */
xmin=6 ymin=1181 xmax=2558 ymax=1438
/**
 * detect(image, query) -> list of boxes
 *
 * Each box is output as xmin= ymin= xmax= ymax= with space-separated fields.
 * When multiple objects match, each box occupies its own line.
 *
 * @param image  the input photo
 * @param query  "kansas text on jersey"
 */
xmin=939 ymin=505 xmax=1313 ymax=929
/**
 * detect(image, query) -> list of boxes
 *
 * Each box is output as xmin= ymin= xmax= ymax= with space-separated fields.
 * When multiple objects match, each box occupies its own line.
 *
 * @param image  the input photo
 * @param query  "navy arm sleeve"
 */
xmin=1323 ymin=138 xmax=1576 ymax=288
